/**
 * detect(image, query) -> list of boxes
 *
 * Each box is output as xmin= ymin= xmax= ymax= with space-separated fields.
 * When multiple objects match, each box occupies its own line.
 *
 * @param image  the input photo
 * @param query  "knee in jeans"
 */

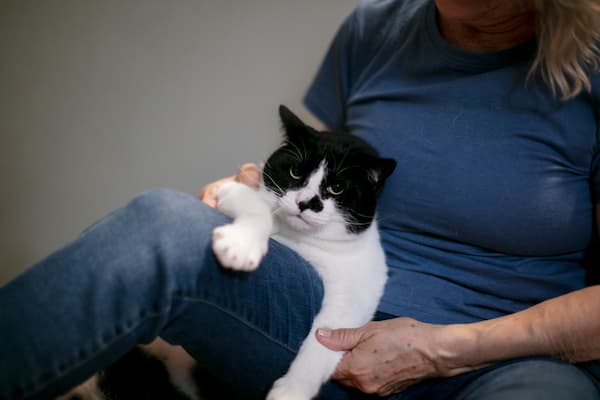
xmin=129 ymin=189 xmax=200 ymax=228
xmin=130 ymin=188 xmax=196 ymax=218
xmin=126 ymin=188 xmax=226 ymax=246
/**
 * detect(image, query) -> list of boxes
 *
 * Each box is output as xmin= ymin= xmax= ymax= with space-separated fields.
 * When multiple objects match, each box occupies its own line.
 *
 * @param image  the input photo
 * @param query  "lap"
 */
xmin=145 ymin=192 xmax=600 ymax=400
xmin=14 ymin=189 xmax=596 ymax=399
xmin=451 ymin=358 xmax=600 ymax=400
xmin=364 ymin=358 xmax=599 ymax=400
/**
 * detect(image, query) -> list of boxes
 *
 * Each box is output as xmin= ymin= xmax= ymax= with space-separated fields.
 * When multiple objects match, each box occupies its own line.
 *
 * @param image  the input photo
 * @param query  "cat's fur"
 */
xmin=56 ymin=106 xmax=395 ymax=400
xmin=212 ymin=105 xmax=395 ymax=400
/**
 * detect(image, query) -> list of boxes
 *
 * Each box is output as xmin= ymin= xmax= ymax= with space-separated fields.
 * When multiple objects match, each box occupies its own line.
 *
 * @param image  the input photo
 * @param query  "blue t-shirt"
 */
xmin=304 ymin=0 xmax=600 ymax=324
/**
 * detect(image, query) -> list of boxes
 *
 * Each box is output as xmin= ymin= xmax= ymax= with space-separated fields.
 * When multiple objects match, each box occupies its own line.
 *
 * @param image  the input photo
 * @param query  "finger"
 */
xmin=335 ymin=377 xmax=359 ymax=390
xmin=316 ymin=327 xmax=363 ymax=351
xmin=331 ymin=355 xmax=351 ymax=381
xmin=199 ymin=185 xmax=218 ymax=208
xmin=198 ymin=184 xmax=208 ymax=200
xmin=198 ymin=176 xmax=235 ymax=207
xmin=236 ymin=163 xmax=261 ymax=188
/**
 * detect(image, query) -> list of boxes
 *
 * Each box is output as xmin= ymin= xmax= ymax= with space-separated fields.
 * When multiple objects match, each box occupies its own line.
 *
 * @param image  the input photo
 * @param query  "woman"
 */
xmin=203 ymin=0 xmax=600 ymax=397
xmin=293 ymin=0 xmax=600 ymax=397
xmin=2 ymin=0 xmax=600 ymax=399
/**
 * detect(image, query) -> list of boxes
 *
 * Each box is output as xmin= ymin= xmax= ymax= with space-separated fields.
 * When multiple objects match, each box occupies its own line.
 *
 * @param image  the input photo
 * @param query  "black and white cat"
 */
xmin=212 ymin=105 xmax=395 ymax=400
xmin=56 ymin=106 xmax=395 ymax=400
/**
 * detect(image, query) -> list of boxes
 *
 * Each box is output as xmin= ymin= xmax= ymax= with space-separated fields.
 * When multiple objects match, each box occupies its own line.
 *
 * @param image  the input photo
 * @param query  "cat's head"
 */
xmin=262 ymin=105 xmax=396 ymax=239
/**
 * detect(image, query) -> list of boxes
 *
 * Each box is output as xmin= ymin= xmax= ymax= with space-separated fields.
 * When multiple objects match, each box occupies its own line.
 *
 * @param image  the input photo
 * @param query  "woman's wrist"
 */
xmin=429 ymin=322 xmax=488 ymax=377
xmin=432 ymin=310 xmax=551 ymax=377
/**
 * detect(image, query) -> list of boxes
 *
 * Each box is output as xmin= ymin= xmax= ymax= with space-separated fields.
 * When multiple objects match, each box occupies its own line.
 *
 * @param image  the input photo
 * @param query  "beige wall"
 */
xmin=0 ymin=0 xmax=356 ymax=283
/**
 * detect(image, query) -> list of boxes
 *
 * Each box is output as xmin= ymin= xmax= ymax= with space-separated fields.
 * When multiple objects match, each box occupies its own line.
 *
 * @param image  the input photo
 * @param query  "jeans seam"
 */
xmin=173 ymin=295 xmax=299 ymax=355
xmin=27 ymin=307 xmax=171 ymax=398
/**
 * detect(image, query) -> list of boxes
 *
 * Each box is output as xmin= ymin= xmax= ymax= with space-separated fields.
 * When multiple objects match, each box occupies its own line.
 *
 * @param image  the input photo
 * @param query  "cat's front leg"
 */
xmin=267 ymin=375 xmax=316 ymax=400
xmin=212 ymin=181 xmax=272 ymax=271
xmin=266 ymin=332 xmax=343 ymax=400
xmin=266 ymin=274 xmax=379 ymax=400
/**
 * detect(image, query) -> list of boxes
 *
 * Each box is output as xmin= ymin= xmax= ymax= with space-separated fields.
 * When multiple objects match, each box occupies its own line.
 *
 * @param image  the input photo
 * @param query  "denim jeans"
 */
xmin=1 ymin=189 xmax=598 ymax=400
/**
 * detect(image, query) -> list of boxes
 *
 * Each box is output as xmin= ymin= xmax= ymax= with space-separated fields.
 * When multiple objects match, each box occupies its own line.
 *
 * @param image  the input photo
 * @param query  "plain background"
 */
xmin=0 ymin=0 xmax=356 ymax=284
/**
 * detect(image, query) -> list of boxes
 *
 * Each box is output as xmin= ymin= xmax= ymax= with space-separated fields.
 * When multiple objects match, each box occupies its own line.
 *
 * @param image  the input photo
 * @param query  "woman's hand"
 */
xmin=198 ymin=163 xmax=261 ymax=207
xmin=316 ymin=318 xmax=477 ymax=396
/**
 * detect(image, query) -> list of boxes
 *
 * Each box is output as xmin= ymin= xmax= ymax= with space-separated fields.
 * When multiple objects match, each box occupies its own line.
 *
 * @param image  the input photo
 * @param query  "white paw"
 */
xmin=266 ymin=377 xmax=309 ymax=400
xmin=215 ymin=181 xmax=241 ymax=216
xmin=212 ymin=223 xmax=267 ymax=271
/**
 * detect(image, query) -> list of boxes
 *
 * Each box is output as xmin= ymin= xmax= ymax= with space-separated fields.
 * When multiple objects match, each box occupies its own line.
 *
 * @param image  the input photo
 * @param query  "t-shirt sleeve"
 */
xmin=303 ymin=10 xmax=358 ymax=131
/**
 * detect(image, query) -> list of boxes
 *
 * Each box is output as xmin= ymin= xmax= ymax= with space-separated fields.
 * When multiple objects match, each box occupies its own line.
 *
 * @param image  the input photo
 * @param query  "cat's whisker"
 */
xmin=270 ymin=206 xmax=285 ymax=218
xmin=334 ymin=150 xmax=350 ymax=175
xmin=280 ymin=147 xmax=303 ymax=161
xmin=374 ymin=215 xmax=394 ymax=225
xmin=347 ymin=213 xmax=392 ymax=226
xmin=338 ymin=206 xmax=374 ymax=219
xmin=284 ymin=140 xmax=306 ymax=162
xmin=340 ymin=205 xmax=393 ymax=222
xmin=335 ymin=215 xmax=373 ymax=227
xmin=262 ymin=169 xmax=285 ymax=196
xmin=335 ymin=164 xmax=363 ymax=175
xmin=323 ymin=208 xmax=391 ymax=227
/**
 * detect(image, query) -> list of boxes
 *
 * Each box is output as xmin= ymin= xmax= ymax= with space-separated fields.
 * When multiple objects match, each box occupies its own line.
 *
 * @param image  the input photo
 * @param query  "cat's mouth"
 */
xmin=295 ymin=213 xmax=311 ymax=224
xmin=278 ymin=211 xmax=313 ymax=231
xmin=292 ymin=212 xmax=311 ymax=224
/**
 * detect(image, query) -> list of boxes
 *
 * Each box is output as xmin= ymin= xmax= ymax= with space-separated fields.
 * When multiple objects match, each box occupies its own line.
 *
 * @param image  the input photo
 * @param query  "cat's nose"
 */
xmin=298 ymin=196 xmax=323 ymax=213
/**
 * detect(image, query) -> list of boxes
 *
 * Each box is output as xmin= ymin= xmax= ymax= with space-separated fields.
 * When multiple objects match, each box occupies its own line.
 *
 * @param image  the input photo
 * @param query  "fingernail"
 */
xmin=317 ymin=328 xmax=332 ymax=337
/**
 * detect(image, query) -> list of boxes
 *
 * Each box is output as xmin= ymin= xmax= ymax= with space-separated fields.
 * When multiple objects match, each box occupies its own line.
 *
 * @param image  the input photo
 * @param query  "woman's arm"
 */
xmin=316 ymin=285 xmax=600 ymax=396
xmin=445 ymin=284 xmax=600 ymax=370
xmin=316 ymin=205 xmax=600 ymax=395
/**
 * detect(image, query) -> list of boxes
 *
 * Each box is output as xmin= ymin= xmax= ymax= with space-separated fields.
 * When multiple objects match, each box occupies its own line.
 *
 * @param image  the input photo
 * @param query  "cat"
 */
xmin=212 ymin=105 xmax=396 ymax=400
xmin=56 ymin=105 xmax=395 ymax=400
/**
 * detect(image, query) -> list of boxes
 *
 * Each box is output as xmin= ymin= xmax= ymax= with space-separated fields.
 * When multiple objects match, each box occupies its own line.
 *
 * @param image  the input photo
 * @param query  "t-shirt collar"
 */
xmin=423 ymin=0 xmax=537 ymax=73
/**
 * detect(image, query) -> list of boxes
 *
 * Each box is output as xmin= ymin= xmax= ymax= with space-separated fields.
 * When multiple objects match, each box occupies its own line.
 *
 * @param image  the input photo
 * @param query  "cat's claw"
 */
xmin=266 ymin=377 xmax=310 ymax=400
xmin=212 ymin=223 xmax=267 ymax=271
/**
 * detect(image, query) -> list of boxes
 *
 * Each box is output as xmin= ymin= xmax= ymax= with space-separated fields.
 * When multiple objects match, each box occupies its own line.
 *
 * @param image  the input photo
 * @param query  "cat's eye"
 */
xmin=327 ymin=183 xmax=345 ymax=196
xmin=289 ymin=166 xmax=302 ymax=180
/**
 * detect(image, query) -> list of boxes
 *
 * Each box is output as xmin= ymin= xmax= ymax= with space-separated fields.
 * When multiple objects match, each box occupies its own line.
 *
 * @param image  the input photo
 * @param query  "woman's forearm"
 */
xmin=438 ymin=285 xmax=600 ymax=375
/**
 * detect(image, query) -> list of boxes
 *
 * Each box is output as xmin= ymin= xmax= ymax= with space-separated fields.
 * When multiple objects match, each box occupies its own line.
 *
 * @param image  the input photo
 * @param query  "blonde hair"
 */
xmin=531 ymin=0 xmax=600 ymax=100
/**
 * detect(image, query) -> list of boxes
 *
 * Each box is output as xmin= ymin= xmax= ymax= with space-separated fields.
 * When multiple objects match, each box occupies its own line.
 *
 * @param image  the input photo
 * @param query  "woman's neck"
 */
xmin=435 ymin=0 xmax=536 ymax=52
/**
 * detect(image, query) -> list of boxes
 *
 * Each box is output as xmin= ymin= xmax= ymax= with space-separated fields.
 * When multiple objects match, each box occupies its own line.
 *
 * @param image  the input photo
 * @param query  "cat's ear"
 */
xmin=279 ymin=105 xmax=307 ymax=140
xmin=368 ymin=158 xmax=397 ymax=186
